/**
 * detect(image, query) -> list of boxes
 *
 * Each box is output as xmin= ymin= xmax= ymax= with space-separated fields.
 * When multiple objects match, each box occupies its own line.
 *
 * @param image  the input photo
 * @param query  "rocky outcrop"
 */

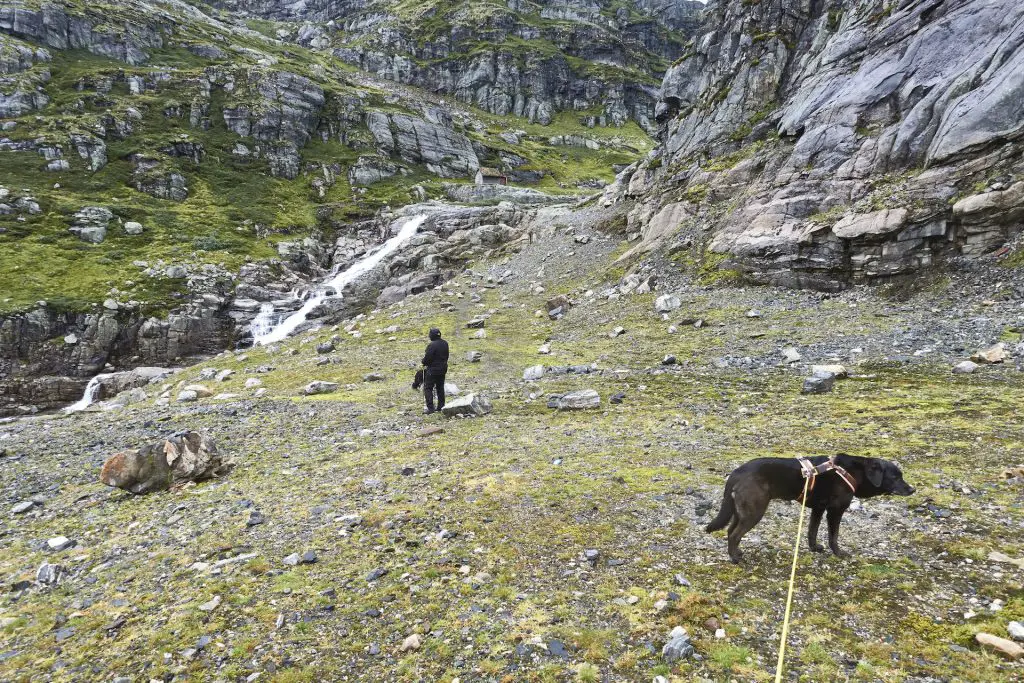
xmin=616 ymin=0 xmax=1024 ymax=289
xmin=0 ymin=2 xmax=165 ymax=65
xmin=222 ymin=70 xmax=325 ymax=147
xmin=367 ymin=110 xmax=478 ymax=178
xmin=91 ymin=367 xmax=175 ymax=401
xmin=68 ymin=206 xmax=112 ymax=243
xmin=348 ymin=155 xmax=398 ymax=186
xmin=0 ymin=34 xmax=50 ymax=116
xmin=443 ymin=183 xmax=569 ymax=205
xmin=100 ymin=432 xmax=231 ymax=494
xmin=71 ymin=133 xmax=107 ymax=171
xmin=213 ymin=0 xmax=700 ymax=129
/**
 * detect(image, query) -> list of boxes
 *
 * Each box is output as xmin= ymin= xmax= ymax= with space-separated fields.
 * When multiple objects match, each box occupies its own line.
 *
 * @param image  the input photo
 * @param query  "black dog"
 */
xmin=412 ymin=369 xmax=424 ymax=390
xmin=706 ymin=454 xmax=914 ymax=563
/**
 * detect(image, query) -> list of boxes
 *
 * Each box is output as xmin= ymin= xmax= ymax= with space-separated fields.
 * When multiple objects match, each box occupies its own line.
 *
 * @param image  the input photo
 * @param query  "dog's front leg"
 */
xmin=807 ymin=507 xmax=825 ymax=552
xmin=826 ymin=507 xmax=850 ymax=558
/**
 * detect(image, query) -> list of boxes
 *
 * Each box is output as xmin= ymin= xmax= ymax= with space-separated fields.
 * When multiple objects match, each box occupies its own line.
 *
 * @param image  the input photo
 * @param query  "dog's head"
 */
xmin=861 ymin=458 xmax=915 ymax=497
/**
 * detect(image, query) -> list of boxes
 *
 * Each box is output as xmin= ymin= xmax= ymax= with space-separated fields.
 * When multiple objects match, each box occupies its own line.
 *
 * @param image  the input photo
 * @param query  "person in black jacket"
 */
xmin=421 ymin=327 xmax=449 ymax=414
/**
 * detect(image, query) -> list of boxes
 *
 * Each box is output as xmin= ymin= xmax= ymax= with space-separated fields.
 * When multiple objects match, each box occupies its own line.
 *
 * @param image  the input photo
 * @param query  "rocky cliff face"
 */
xmin=210 ymin=0 xmax=702 ymax=130
xmin=613 ymin=0 xmax=1024 ymax=289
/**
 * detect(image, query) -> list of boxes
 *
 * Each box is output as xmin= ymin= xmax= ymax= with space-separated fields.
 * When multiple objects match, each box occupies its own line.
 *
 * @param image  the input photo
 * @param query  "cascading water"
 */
xmin=254 ymin=213 xmax=428 ymax=345
xmin=248 ymin=302 xmax=278 ymax=340
xmin=64 ymin=373 xmax=111 ymax=413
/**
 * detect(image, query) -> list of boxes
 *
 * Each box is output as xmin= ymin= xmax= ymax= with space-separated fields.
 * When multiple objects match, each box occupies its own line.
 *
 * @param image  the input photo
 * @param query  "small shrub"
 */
xmin=192 ymin=235 xmax=232 ymax=251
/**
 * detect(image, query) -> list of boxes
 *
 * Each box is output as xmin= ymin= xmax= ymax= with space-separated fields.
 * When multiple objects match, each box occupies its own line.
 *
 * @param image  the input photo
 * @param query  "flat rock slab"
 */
xmin=556 ymin=389 xmax=601 ymax=410
xmin=47 ymin=536 xmax=73 ymax=551
xmin=976 ymin=632 xmax=1024 ymax=660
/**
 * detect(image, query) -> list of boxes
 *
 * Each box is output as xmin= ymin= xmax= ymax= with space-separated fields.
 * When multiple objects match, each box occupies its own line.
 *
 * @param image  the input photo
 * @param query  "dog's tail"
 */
xmin=705 ymin=483 xmax=735 ymax=533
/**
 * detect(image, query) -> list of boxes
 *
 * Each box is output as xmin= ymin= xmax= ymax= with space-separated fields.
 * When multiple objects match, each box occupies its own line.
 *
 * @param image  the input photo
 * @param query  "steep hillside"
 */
xmin=208 ymin=0 xmax=703 ymax=129
xmin=612 ymin=0 xmax=1024 ymax=290
xmin=0 ymin=0 xmax=653 ymax=314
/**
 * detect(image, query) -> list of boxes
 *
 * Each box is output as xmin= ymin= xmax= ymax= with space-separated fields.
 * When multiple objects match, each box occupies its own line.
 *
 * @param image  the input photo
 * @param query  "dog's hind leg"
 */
xmin=826 ymin=507 xmax=849 ymax=558
xmin=726 ymin=493 xmax=768 ymax=564
xmin=807 ymin=507 xmax=825 ymax=552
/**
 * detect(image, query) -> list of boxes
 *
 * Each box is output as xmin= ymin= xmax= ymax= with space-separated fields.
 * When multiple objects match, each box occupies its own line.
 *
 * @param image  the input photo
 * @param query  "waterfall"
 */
xmin=249 ymin=302 xmax=277 ymax=340
xmin=64 ymin=373 xmax=112 ymax=413
xmin=254 ymin=214 xmax=428 ymax=345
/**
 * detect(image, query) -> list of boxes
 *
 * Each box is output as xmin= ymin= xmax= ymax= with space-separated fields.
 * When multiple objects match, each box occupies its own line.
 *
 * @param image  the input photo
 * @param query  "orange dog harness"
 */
xmin=795 ymin=455 xmax=857 ymax=503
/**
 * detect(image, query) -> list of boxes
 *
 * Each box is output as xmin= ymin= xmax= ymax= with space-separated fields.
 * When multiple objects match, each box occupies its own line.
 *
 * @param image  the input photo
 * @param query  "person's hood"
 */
xmin=429 ymin=328 xmax=441 ymax=340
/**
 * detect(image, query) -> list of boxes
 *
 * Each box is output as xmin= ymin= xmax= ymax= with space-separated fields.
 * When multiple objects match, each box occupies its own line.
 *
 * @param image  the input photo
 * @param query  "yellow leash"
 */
xmin=774 ymin=476 xmax=810 ymax=683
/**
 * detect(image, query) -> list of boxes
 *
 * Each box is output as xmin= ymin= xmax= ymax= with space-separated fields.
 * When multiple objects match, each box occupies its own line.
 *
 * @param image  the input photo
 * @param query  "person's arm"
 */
xmin=422 ymin=343 xmax=434 ymax=367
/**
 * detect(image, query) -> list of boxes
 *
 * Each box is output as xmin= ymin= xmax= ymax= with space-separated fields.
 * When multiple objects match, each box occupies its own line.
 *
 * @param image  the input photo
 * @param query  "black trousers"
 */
xmin=424 ymin=371 xmax=446 ymax=412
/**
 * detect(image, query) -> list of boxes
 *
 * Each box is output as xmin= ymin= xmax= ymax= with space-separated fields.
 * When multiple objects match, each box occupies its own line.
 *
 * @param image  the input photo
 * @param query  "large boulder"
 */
xmin=523 ymin=365 xmax=545 ymax=381
xmin=972 ymin=343 xmax=1008 ymax=364
xmin=348 ymin=155 xmax=398 ymax=186
xmin=441 ymin=393 xmax=492 ymax=417
xmin=303 ymin=380 xmax=339 ymax=395
xmin=546 ymin=294 xmax=572 ymax=313
xmin=654 ymin=294 xmax=681 ymax=313
xmin=94 ymin=367 xmax=173 ymax=400
xmin=801 ymin=371 xmax=836 ymax=394
xmin=100 ymin=432 xmax=231 ymax=494
xmin=556 ymin=389 xmax=601 ymax=410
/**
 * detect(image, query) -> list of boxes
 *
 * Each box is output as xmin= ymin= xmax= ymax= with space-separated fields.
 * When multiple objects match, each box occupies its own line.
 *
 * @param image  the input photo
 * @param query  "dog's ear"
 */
xmin=866 ymin=461 xmax=884 ymax=487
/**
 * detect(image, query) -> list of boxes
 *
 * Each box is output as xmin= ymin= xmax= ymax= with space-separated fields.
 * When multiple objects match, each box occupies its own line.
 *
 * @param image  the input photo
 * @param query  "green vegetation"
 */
xmin=681 ymin=183 xmax=709 ymax=203
xmin=468 ymin=111 xmax=653 ymax=191
xmin=808 ymin=205 xmax=847 ymax=226
xmin=672 ymin=247 xmax=743 ymax=285
xmin=705 ymin=139 xmax=766 ymax=172
xmin=728 ymin=104 xmax=777 ymax=143
xmin=827 ymin=10 xmax=845 ymax=32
